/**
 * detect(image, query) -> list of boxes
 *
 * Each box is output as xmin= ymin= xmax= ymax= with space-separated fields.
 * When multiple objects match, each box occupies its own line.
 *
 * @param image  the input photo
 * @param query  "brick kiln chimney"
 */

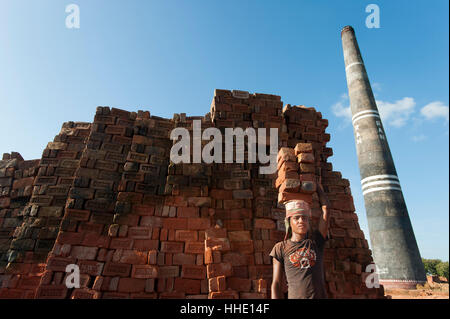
xmin=340 ymin=26 xmax=426 ymax=289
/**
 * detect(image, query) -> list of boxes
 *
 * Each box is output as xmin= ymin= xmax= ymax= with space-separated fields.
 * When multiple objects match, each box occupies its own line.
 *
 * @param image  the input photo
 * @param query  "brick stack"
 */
xmin=0 ymin=153 xmax=40 ymax=298
xmin=207 ymin=89 xmax=287 ymax=299
xmin=35 ymin=108 xmax=135 ymax=299
xmin=0 ymin=122 xmax=91 ymax=299
xmin=105 ymin=111 xmax=173 ymax=299
xmin=161 ymin=114 xmax=213 ymax=299
xmin=282 ymin=105 xmax=384 ymax=298
xmin=0 ymin=90 xmax=385 ymax=299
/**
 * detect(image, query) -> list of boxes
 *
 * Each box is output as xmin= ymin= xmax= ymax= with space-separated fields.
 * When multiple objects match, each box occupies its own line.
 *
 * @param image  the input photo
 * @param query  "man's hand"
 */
xmin=316 ymin=176 xmax=330 ymax=239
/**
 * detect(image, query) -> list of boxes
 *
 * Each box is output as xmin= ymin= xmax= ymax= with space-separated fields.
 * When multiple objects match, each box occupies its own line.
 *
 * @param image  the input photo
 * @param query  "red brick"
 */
xmin=175 ymin=230 xmax=198 ymax=241
xmin=110 ymin=238 xmax=133 ymax=249
xmin=277 ymin=147 xmax=296 ymax=162
xmin=223 ymin=219 xmax=245 ymax=231
xmin=35 ymin=285 xmax=68 ymax=299
xmin=228 ymin=231 xmax=251 ymax=242
xmin=210 ymin=189 xmax=233 ymax=200
xmin=46 ymin=257 xmax=77 ymax=272
xmin=118 ymin=278 xmax=146 ymax=293
xmin=205 ymin=238 xmax=230 ymax=251
xmin=294 ymin=143 xmax=313 ymax=154
xmin=119 ymin=250 xmax=148 ymax=264
xmin=133 ymin=205 xmax=155 ymax=216
xmin=0 ymin=289 xmax=25 ymax=299
xmin=82 ymin=233 xmax=111 ymax=247
xmin=158 ymin=266 xmax=180 ymax=278
xmin=177 ymin=207 xmax=199 ymax=218
xmin=71 ymin=246 xmax=98 ymax=260
xmin=207 ymin=263 xmax=232 ymax=278
xmin=209 ymin=276 xmax=226 ymax=292
xmin=240 ymin=292 xmax=267 ymax=299
xmin=278 ymin=192 xmax=312 ymax=204
xmin=187 ymin=218 xmax=211 ymax=230
xmin=297 ymin=153 xmax=315 ymax=163
xmin=174 ymin=278 xmax=201 ymax=294
xmin=79 ymin=260 xmax=104 ymax=276
xmin=187 ymin=197 xmax=211 ymax=207
xmin=205 ymin=227 xmax=227 ymax=239
xmin=128 ymin=227 xmax=152 ymax=239
xmin=279 ymin=179 xmax=301 ymax=193
xmin=173 ymin=253 xmax=196 ymax=265
xmin=140 ymin=216 xmax=163 ymax=227
xmin=132 ymin=265 xmax=158 ymax=279
xmin=181 ymin=265 xmax=206 ymax=279
xmin=17 ymin=276 xmax=41 ymax=290
xmin=230 ymin=241 xmax=254 ymax=254
xmin=102 ymin=262 xmax=131 ymax=277
xmin=133 ymin=239 xmax=159 ymax=250
xmin=57 ymin=231 xmax=84 ymax=245
xmin=159 ymin=291 xmax=186 ymax=299
xmin=254 ymin=218 xmax=276 ymax=229
xmin=275 ymin=171 xmax=299 ymax=188
xmin=227 ymin=277 xmax=251 ymax=292
xmin=248 ymin=265 xmax=272 ymax=279
xmin=65 ymin=209 xmax=90 ymax=221
xmin=160 ymin=241 xmax=184 ymax=253
xmin=71 ymin=288 xmax=101 ymax=299
xmin=102 ymin=292 xmax=129 ymax=299
xmin=12 ymin=177 xmax=34 ymax=190
xmin=330 ymin=228 xmax=346 ymax=238
xmin=163 ymin=217 xmax=188 ymax=229
xmin=185 ymin=241 xmax=204 ymax=254
xmin=209 ymin=291 xmax=239 ymax=299
xmin=164 ymin=196 xmax=188 ymax=207
xmin=222 ymin=252 xmax=248 ymax=266
xmin=223 ymin=199 xmax=244 ymax=210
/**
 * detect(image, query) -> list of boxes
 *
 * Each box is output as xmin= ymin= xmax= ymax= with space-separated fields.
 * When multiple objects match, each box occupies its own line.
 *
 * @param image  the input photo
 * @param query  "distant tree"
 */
xmin=436 ymin=261 xmax=449 ymax=280
xmin=422 ymin=259 xmax=441 ymax=276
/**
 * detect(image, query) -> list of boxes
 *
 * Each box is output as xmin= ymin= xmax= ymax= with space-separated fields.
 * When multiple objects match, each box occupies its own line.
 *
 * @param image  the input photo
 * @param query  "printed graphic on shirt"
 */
xmin=289 ymin=247 xmax=317 ymax=269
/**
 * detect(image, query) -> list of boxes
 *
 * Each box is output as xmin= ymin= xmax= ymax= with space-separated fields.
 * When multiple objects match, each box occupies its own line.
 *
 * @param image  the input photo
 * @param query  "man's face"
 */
xmin=290 ymin=213 xmax=309 ymax=235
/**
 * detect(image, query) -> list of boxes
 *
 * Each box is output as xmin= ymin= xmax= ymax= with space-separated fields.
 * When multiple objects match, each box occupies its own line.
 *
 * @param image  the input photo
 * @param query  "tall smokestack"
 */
xmin=340 ymin=26 xmax=426 ymax=289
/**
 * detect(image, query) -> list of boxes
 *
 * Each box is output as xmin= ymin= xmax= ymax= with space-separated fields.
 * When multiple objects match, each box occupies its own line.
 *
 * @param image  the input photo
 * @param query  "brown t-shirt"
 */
xmin=270 ymin=230 xmax=328 ymax=299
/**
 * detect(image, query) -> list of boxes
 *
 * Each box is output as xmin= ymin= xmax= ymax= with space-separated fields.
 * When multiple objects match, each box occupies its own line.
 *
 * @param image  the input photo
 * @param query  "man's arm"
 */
xmin=317 ymin=177 xmax=330 ymax=239
xmin=271 ymin=258 xmax=284 ymax=299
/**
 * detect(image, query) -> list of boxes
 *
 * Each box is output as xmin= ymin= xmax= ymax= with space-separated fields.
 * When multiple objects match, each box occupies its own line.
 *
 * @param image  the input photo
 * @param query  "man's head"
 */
xmin=284 ymin=200 xmax=311 ymax=240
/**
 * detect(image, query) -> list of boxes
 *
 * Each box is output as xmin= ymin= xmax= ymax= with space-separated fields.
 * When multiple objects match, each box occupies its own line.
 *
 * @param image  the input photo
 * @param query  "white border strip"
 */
xmin=352 ymin=109 xmax=379 ymax=121
xmin=362 ymin=180 xmax=401 ymax=190
xmin=352 ymin=113 xmax=380 ymax=125
xmin=361 ymin=174 xmax=399 ymax=185
xmin=363 ymin=186 xmax=402 ymax=195
xmin=345 ymin=61 xmax=364 ymax=71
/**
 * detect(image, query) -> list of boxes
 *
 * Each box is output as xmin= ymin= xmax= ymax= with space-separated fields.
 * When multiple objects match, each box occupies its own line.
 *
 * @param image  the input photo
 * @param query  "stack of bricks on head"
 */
xmin=0 ymin=89 xmax=384 ymax=299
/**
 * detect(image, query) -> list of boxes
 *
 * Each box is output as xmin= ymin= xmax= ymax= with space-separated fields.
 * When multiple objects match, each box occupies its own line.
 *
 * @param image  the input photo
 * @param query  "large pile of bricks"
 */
xmin=0 ymin=89 xmax=385 ymax=299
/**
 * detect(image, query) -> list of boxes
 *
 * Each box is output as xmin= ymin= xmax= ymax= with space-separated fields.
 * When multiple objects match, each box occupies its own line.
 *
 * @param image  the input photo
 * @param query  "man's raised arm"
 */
xmin=317 ymin=177 xmax=330 ymax=239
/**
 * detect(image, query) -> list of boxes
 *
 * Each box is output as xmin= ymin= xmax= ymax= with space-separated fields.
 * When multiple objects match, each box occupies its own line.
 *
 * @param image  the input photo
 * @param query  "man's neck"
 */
xmin=290 ymin=232 xmax=307 ymax=242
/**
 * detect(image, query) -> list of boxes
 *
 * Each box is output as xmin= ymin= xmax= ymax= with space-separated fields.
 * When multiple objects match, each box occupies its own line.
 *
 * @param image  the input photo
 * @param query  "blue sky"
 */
xmin=0 ymin=1 xmax=448 ymax=260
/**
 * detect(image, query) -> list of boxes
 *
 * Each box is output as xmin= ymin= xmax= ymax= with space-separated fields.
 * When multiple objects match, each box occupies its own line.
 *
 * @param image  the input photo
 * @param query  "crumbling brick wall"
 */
xmin=0 ymin=89 xmax=384 ymax=299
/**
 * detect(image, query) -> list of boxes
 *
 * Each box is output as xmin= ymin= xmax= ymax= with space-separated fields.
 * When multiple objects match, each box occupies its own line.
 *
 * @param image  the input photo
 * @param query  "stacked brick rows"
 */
xmin=146 ymin=114 xmax=211 ymax=299
xmin=0 ymin=153 xmax=40 ymax=298
xmin=35 ymin=108 xmax=135 ymax=299
xmin=282 ymin=105 xmax=384 ymax=298
xmin=0 ymin=121 xmax=91 ymax=299
xmin=0 ymin=89 xmax=384 ymax=299
xmin=107 ymin=111 xmax=174 ymax=299
xmin=207 ymin=90 xmax=287 ymax=299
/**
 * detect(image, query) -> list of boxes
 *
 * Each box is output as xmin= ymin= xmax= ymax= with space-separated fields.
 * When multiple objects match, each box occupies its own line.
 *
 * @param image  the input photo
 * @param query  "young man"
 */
xmin=270 ymin=180 xmax=330 ymax=299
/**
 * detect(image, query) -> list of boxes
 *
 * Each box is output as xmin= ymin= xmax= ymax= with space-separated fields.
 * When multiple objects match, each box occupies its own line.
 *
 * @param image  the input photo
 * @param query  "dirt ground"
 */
xmin=385 ymin=283 xmax=449 ymax=299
